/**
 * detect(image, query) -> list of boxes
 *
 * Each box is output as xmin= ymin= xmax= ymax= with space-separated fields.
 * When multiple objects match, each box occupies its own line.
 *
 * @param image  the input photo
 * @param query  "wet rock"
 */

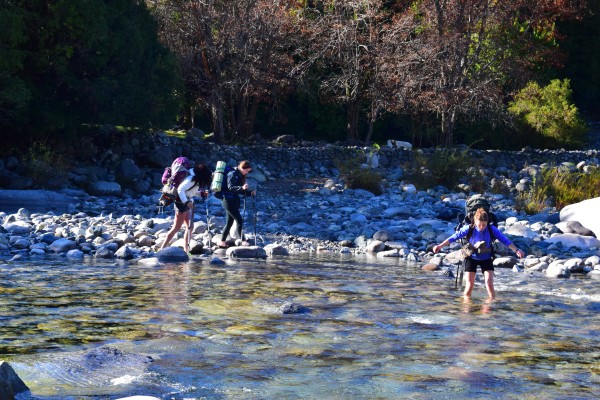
xmin=226 ymin=246 xmax=267 ymax=259
xmin=264 ymin=243 xmax=289 ymax=256
xmin=155 ymin=247 xmax=189 ymax=262
xmin=253 ymin=299 xmax=308 ymax=315
xmin=422 ymin=263 xmax=439 ymax=271
xmin=493 ymin=257 xmax=518 ymax=269
xmin=49 ymin=238 xmax=77 ymax=253
xmin=366 ymin=240 xmax=385 ymax=253
xmin=115 ymin=245 xmax=135 ymax=260
xmin=0 ymin=361 xmax=29 ymax=399
xmin=546 ymin=261 xmax=572 ymax=278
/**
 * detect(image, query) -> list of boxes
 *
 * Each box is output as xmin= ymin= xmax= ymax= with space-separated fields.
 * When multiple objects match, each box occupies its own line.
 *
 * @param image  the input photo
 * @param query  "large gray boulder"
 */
xmin=0 ymin=361 xmax=29 ymax=399
xmin=0 ymin=190 xmax=77 ymax=213
xmin=560 ymin=197 xmax=600 ymax=238
xmin=88 ymin=181 xmax=122 ymax=197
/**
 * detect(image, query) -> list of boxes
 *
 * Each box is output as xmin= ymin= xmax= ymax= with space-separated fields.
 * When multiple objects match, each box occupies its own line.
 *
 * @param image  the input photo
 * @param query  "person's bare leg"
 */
xmin=484 ymin=270 xmax=496 ymax=299
xmin=463 ymin=271 xmax=476 ymax=299
xmin=183 ymin=210 xmax=192 ymax=253
xmin=160 ymin=212 xmax=185 ymax=250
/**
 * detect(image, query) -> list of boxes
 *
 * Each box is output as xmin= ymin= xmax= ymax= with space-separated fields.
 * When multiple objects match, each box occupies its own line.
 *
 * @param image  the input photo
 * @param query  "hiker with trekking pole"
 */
xmin=160 ymin=163 xmax=212 ymax=254
xmin=214 ymin=160 xmax=256 ymax=248
xmin=433 ymin=207 xmax=525 ymax=300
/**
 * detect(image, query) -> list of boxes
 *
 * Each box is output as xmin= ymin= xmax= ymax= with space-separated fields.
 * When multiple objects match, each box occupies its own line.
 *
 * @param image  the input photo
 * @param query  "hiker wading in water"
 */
xmin=433 ymin=208 xmax=525 ymax=300
xmin=219 ymin=160 xmax=255 ymax=248
xmin=160 ymin=164 xmax=212 ymax=254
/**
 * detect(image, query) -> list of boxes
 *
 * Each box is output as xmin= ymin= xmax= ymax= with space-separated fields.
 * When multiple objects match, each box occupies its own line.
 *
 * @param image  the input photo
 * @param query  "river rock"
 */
xmin=88 ymin=181 xmax=122 ymax=197
xmin=560 ymin=197 xmax=600 ymax=237
xmin=0 ymin=361 xmax=29 ymax=398
xmin=117 ymin=397 xmax=161 ymax=400
xmin=226 ymin=246 xmax=267 ymax=259
xmin=49 ymin=238 xmax=77 ymax=253
xmin=555 ymin=220 xmax=596 ymax=237
xmin=155 ymin=247 xmax=189 ymax=262
xmin=546 ymin=261 xmax=572 ymax=278
xmin=252 ymin=299 xmax=308 ymax=315
xmin=545 ymin=233 xmax=600 ymax=249
xmin=264 ymin=243 xmax=289 ymax=256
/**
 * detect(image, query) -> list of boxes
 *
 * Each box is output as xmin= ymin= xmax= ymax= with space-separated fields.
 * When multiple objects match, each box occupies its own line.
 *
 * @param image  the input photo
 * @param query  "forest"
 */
xmin=1 ymin=0 xmax=599 ymax=151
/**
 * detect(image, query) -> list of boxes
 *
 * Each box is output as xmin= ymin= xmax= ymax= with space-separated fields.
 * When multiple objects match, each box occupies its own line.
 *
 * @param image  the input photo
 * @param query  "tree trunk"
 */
xmin=243 ymin=97 xmax=260 ymax=138
xmin=347 ymin=101 xmax=360 ymax=141
xmin=210 ymin=101 xmax=225 ymax=144
xmin=364 ymin=103 xmax=379 ymax=145
xmin=440 ymin=110 xmax=455 ymax=147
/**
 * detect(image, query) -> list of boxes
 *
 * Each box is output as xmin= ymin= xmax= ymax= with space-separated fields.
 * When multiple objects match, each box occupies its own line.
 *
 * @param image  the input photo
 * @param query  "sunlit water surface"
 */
xmin=1 ymin=254 xmax=599 ymax=399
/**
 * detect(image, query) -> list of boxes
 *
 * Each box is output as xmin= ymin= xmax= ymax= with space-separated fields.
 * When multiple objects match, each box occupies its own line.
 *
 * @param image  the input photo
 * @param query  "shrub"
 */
xmin=508 ymin=79 xmax=587 ymax=148
xmin=516 ymin=167 xmax=600 ymax=214
xmin=407 ymin=148 xmax=474 ymax=191
xmin=25 ymin=142 xmax=70 ymax=188
xmin=336 ymin=156 xmax=383 ymax=195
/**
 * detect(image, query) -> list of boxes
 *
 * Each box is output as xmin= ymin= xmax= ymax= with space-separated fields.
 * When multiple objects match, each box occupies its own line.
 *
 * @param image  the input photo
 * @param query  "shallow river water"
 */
xmin=1 ymin=254 xmax=599 ymax=399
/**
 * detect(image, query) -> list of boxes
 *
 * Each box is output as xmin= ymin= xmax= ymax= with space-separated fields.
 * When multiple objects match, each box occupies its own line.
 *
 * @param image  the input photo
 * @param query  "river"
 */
xmin=1 ymin=253 xmax=599 ymax=399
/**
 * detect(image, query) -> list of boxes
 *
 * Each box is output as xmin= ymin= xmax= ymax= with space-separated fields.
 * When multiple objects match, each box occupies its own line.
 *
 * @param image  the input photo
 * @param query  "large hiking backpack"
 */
xmin=454 ymin=194 xmax=498 ymax=288
xmin=460 ymin=194 xmax=498 ymax=227
xmin=158 ymin=157 xmax=194 ymax=208
xmin=211 ymin=161 xmax=235 ymax=200
xmin=456 ymin=194 xmax=499 ymax=255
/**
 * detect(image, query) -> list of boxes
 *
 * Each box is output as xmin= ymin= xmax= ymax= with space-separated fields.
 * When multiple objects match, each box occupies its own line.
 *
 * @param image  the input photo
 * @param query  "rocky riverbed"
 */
xmin=1 ymin=161 xmax=600 ymax=282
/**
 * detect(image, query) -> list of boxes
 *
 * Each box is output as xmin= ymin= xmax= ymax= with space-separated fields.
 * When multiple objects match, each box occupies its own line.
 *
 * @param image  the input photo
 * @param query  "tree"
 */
xmin=149 ymin=0 xmax=301 ymax=143
xmin=293 ymin=0 xmax=394 ymax=143
xmin=509 ymin=79 xmax=586 ymax=148
xmin=380 ymin=0 xmax=584 ymax=146
xmin=0 ymin=0 xmax=182 ymax=147
xmin=0 ymin=2 xmax=30 ymax=129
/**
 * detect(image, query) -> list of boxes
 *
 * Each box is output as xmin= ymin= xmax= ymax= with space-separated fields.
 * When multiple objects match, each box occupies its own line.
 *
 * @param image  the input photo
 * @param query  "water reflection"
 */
xmin=1 ymin=254 xmax=599 ymax=398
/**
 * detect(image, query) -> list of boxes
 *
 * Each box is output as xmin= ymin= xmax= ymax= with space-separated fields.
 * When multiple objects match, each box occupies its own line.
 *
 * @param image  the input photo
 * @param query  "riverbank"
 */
xmin=1 ymin=165 xmax=600 ymax=283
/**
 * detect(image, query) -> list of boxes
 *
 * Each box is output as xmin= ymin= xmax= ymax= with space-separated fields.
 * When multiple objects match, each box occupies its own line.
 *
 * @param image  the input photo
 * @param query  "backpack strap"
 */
xmin=466 ymin=225 xmax=474 ymax=241
xmin=466 ymin=224 xmax=497 ymax=258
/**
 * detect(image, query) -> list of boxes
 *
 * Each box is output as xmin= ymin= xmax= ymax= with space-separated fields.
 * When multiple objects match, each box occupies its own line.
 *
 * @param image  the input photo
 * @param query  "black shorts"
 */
xmin=464 ymin=257 xmax=494 ymax=273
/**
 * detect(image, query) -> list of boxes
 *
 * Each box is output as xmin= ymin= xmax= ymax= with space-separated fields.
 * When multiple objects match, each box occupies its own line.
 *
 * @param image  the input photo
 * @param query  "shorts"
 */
xmin=175 ymin=202 xmax=190 ymax=213
xmin=464 ymin=257 xmax=494 ymax=273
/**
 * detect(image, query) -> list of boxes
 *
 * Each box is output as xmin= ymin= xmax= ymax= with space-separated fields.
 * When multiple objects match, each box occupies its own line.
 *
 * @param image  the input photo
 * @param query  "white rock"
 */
xmin=560 ymin=197 xmax=600 ymax=238
xmin=545 ymin=233 xmax=600 ymax=249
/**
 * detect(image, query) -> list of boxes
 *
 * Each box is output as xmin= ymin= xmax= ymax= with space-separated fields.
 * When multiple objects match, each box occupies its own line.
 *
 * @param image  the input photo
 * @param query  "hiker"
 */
xmin=160 ymin=164 xmax=212 ymax=253
xmin=218 ymin=160 xmax=255 ymax=248
xmin=433 ymin=208 xmax=525 ymax=299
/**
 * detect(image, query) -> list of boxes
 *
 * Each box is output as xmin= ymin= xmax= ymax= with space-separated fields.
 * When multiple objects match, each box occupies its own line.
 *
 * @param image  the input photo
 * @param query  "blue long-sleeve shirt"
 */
xmin=448 ymin=224 xmax=514 ymax=260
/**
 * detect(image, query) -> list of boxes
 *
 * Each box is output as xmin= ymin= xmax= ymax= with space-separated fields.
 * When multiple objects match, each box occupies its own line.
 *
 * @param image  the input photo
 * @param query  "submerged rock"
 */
xmin=0 ymin=361 xmax=30 ymax=399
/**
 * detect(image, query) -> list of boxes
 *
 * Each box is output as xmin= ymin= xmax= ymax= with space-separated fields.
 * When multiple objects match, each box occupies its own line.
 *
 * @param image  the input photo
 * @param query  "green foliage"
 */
xmin=25 ymin=141 xmax=70 ymax=188
xmin=407 ymin=148 xmax=474 ymax=191
xmin=508 ymin=79 xmax=587 ymax=149
xmin=0 ymin=0 xmax=182 ymax=146
xmin=516 ymin=167 xmax=600 ymax=214
xmin=0 ymin=3 xmax=30 ymax=127
xmin=336 ymin=156 xmax=383 ymax=195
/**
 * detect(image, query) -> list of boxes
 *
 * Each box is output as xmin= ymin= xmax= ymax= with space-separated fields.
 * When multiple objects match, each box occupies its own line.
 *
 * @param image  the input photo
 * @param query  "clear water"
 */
xmin=1 ymin=254 xmax=599 ymax=399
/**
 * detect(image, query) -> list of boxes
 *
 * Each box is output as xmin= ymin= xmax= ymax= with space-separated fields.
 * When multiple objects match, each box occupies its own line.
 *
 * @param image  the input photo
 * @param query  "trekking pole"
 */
xmin=253 ymin=184 xmax=258 ymax=246
xmin=187 ymin=202 xmax=194 ymax=252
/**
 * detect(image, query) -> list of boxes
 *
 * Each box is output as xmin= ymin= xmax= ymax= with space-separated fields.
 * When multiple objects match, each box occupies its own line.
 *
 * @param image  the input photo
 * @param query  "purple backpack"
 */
xmin=158 ymin=157 xmax=194 ymax=209
xmin=161 ymin=157 xmax=193 ymax=187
